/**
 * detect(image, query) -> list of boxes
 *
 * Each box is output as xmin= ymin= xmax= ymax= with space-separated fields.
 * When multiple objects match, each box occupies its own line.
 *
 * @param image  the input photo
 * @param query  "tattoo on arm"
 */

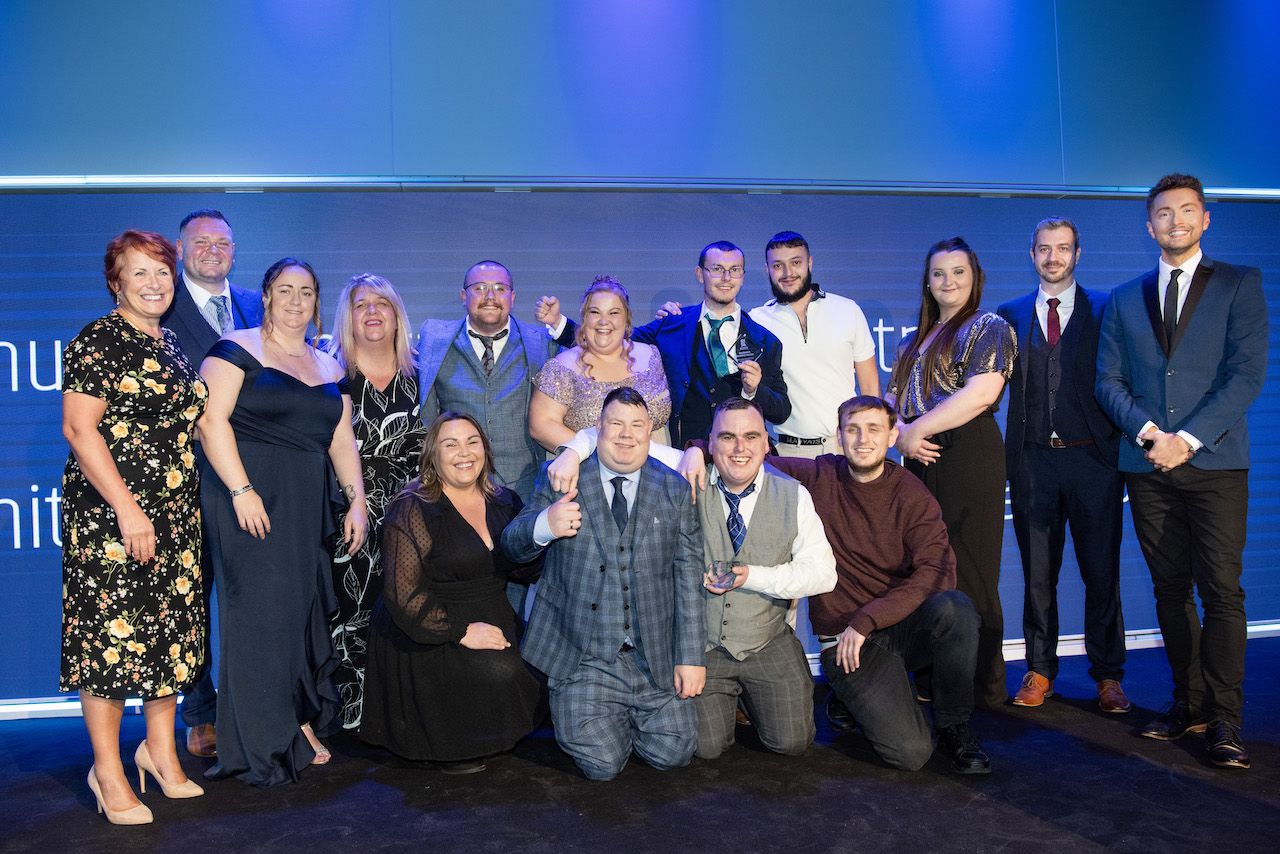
xmin=342 ymin=484 xmax=356 ymax=502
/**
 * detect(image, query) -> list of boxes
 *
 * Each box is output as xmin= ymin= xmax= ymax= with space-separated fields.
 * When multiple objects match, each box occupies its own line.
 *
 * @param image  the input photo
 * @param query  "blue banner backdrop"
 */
xmin=2 ymin=190 xmax=1277 ymax=701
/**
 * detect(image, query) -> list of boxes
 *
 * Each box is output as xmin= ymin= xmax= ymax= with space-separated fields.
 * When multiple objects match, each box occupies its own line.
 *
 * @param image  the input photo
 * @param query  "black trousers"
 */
xmin=1124 ymin=466 xmax=1249 ymax=725
xmin=1009 ymin=443 xmax=1126 ymax=682
xmin=906 ymin=413 xmax=1008 ymax=708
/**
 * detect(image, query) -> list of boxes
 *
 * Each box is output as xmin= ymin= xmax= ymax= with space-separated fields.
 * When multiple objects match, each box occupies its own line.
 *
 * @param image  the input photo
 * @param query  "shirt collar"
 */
xmin=1159 ymin=251 xmax=1203 ymax=284
xmin=182 ymin=272 xmax=230 ymax=309
xmin=465 ymin=317 xmax=513 ymax=339
xmin=1037 ymin=281 xmax=1076 ymax=309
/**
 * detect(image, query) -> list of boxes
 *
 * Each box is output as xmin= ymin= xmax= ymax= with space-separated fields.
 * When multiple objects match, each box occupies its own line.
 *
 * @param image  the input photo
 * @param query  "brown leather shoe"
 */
xmin=186 ymin=723 xmax=217 ymax=757
xmin=1096 ymin=679 xmax=1132 ymax=714
xmin=1012 ymin=672 xmax=1053 ymax=707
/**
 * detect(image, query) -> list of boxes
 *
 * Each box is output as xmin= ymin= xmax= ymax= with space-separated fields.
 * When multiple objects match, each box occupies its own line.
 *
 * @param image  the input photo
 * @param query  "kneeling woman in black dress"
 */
xmin=361 ymin=412 xmax=543 ymax=774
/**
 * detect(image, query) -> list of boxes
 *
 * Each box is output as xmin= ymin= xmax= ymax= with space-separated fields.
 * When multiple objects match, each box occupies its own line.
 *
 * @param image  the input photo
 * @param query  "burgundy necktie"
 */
xmin=1046 ymin=298 xmax=1061 ymax=348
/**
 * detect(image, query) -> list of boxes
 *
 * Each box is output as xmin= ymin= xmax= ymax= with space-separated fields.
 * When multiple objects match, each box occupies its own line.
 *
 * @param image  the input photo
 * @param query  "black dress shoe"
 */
xmin=1140 ymin=700 xmax=1208 ymax=740
xmin=825 ymin=693 xmax=858 ymax=734
xmin=1205 ymin=720 xmax=1250 ymax=769
xmin=936 ymin=723 xmax=991 ymax=775
xmin=435 ymin=759 xmax=486 ymax=775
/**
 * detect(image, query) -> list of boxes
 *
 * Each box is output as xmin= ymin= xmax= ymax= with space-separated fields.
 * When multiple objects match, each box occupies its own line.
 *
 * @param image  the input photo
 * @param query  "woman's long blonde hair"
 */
xmin=326 ymin=273 xmax=415 ymax=379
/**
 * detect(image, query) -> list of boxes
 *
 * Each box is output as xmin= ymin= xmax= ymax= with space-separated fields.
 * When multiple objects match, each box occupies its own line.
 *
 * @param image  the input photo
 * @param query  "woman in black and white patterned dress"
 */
xmin=325 ymin=274 xmax=426 ymax=731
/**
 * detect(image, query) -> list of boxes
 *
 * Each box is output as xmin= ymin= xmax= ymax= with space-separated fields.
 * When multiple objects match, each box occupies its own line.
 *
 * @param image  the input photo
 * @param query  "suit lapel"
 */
xmin=1015 ymin=294 xmax=1036 ymax=392
xmin=628 ymin=460 xmax=664 ymax=547
xmin=1140 ymin=270 xmax=1169 ymax=356
xmin=1170 ymin=260 xmax=1212 ymax=354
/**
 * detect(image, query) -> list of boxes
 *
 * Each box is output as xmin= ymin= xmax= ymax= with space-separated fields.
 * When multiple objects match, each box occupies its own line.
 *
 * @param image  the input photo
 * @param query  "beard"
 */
xmin=771 ymin=270 xmax=814 ymax=305
xmin=1036 ymin=262 xmax=1075 ymax=286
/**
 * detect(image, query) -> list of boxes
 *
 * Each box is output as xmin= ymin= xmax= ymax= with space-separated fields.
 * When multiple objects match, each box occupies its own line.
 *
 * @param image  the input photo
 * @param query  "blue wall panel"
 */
xmin=1 ymin=188 xmax=1276 ymax=699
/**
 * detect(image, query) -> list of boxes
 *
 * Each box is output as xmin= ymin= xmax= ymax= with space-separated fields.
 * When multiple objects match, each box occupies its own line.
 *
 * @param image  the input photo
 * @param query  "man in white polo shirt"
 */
xmin=749 ymin=231 xmax=880 ymax=457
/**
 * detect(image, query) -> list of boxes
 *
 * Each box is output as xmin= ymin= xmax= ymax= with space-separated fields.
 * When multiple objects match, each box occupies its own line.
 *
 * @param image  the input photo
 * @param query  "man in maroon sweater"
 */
xmin=684 ymin=395 xmax=989 ymax=774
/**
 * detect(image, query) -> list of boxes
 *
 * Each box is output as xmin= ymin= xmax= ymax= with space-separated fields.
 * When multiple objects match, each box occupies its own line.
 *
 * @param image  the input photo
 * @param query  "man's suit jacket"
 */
xmin=501 ymin=454 xmax=705 ymax=690
xmin=997 ymin=284 xmax=1120 ymax=473
xmin=559 ymin=309 xmax=790 ymax=445
xmin=161 ymin=274 xmax=263 ymax=367
xmin=416 ymin=317 xmax=556 ymax=497
xmin=1095 ymin=257 xmax=1268 ymax=473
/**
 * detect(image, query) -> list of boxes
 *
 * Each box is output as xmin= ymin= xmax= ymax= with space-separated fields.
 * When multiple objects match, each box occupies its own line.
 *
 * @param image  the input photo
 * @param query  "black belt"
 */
xmin=1047 ymin=438 xmax=1095 ymax=449
xmin=777 ymin=434 xmax=825 ymax=446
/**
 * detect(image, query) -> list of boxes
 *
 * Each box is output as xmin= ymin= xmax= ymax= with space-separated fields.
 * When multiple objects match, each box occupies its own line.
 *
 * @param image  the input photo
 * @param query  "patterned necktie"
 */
xmin=1046 ymin=297 xmax=1061 ymax=348
xmin=469 ymin=328 xmax=509 ymax=375
xmin=610 ymin=476 xmax=629 ymax=533
xmin=206 ymin=294 xmax=231 ymax=335
xmin=717 ymin=479 xmax=757 ymax=554
xmin=707 ymin=316 xmax=731 ymax=378
xmin=1164 ymin=269 xmax=1182 ymax=345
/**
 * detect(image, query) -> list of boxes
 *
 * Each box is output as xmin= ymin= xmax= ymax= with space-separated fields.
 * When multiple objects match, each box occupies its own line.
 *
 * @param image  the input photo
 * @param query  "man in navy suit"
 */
xmin=1096 ymin=174 xmax=1268 ymax=769
xmin=502 ymin=388 xmax=705 ymax=781
xmin=998 ymin=218 xmax=1128 ymax=715
xmin=540 ymin=241 xmax=790 ymax=448
xmin=161 ymin=209 xmax=264 ymax=758
xmin=163 ymin=210 xmax=263 ymax=367
xmin=417 ymin=260 xmax=558 ymax=616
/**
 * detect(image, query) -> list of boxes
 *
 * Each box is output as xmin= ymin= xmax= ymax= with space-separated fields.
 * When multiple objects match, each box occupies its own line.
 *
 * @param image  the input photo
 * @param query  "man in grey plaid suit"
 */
xmin=502 ymin=388 xmax=706 ymax=781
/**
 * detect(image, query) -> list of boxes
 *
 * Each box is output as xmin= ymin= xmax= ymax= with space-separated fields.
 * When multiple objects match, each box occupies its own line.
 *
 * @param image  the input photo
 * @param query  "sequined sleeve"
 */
xmin=890 ymin=312 xmax=1016 ymax=418
xmin=532 ymin=358 xmax=579 ymax=409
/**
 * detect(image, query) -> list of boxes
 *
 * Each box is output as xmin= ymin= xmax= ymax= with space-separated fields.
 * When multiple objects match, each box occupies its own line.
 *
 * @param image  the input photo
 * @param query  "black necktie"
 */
xmin=610 ymin=476 xmax=629 ymax=533
xmin=1164 ymin=269 xmax=1181 ymax=345
xmin=469 ymin=328 xmax=509 ymax=375
xmin=717 ymin=480 xmax=756 ymax=554
xmin=1046 ymin=298 xmax=1061 ymax=348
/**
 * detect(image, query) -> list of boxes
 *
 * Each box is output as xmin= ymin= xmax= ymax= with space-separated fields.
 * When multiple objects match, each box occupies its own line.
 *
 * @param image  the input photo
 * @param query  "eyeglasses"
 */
xmin=466 ymin=282 xmax=511 ymax=296
xmin=702 ymin=265 xmax=745 ymax=280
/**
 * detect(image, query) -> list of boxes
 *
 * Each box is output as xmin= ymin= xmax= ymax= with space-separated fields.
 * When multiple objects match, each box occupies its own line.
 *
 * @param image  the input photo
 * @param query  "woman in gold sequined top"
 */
xmin=886 ymin=236 xmax=1017 ymax=710
xmin=528 ymin=276 xmax=672 ymax=449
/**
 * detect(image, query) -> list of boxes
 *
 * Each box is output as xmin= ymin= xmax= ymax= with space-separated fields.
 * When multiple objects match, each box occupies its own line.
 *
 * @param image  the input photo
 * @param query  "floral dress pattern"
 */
xmin=329 ymin=370 xmax=426 ymax=730
xmin=60 ymin=311 xmax=208 ymax=699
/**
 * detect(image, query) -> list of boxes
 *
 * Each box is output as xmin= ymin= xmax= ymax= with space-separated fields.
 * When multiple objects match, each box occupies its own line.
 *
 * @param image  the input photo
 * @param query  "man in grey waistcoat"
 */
xmin=417 ymin=260 xmax=557 ymax=615
xmin=692 ymin=398 xmax=836 ymax=759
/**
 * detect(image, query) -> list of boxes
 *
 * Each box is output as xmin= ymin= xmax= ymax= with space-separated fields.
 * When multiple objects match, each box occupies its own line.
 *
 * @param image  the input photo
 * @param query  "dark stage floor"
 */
xmin=3 ymin=639 xmax=1279 ymax=854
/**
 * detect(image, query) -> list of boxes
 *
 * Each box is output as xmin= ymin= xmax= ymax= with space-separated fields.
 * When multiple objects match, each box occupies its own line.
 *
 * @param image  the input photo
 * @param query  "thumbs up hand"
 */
xmin=547 ymin=487 xmax=582 ymax=539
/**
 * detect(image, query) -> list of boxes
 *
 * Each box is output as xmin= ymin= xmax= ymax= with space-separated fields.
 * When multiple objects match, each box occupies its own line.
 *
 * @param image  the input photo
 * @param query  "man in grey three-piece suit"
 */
xmin=160 ymin=209 xmax=264 ymax=758
xmin=502 ymin=388 xmax=706 ymax=781
xmin=1095 ymin=173 xmax=1268 ymax=770
xmin=417 ymin=260 xmax=557 ymax=614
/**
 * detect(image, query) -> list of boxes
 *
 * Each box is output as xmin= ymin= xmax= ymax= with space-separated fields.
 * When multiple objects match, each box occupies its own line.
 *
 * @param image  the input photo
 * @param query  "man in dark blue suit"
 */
xmin=1096 ymin=174 xmax=1268 ymax=769
xmin=540 ymin=241 xmax=790 ymax=448
xmin=998 ymin=218 xmax=1128 ymax=715
xmin=502 ymin=388 xmax=705 ymax=781
xmin=161 ymin=209 xmax=264 ymax=758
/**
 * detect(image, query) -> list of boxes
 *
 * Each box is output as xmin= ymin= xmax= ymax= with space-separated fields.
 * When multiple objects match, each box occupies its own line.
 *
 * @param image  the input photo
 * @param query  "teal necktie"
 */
xmin=707 ymin=316 xmax=731 ymax=378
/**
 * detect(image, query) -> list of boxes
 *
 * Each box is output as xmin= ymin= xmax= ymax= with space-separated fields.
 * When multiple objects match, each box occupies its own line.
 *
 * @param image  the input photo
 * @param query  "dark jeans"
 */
xmin=821 ymin=590 xmax=979 ymax=771
xmin=1125 ymin=467 xmax=1249 ymax=724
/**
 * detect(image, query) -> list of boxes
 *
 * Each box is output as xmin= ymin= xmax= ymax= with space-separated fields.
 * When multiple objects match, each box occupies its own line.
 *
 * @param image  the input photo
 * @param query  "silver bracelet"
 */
xmin=229 ymin=484 xmax=254 ymax=497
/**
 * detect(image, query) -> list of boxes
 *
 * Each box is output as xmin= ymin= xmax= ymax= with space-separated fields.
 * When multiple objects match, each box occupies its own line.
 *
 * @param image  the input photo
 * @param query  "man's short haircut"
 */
xmin=837 ymin=395 xmax=896 ymax=431
xmin=699 ymin=240 xmax=742 ymax=268
xmin=602 ymin=386 xmax=649 ymax=413
xmin=765 ymin=231 xmax=810 ymax=255
xmin=712 ymin=396 xmax=764 ymax=429
xmin=463 ymin=259 xmax=513 ymax=290
xmin=1146 ymin=173 xmax=1205 ymax=217
xmin=179 ymin=209 xmax=230 ymax=236
xmin=1031 ymin=217 xmax=1080 ymax=251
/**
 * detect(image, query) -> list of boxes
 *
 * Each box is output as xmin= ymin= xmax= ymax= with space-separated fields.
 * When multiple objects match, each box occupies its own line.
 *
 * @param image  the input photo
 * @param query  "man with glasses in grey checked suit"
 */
xmin=502 ymin=388 xmax=705 ymax=781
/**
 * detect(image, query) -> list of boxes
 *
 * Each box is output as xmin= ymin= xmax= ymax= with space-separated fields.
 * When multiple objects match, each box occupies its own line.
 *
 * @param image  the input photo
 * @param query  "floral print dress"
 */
xmin=59 ymin=311 xmax=208 ymax=700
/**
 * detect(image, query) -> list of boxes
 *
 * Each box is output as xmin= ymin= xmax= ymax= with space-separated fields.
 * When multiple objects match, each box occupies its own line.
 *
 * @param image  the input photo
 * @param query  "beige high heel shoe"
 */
xmin=134 ymin=740 xmax=204 ymax=799
xmin=87 ymin=766 xmax=153 ymax=825
xmin=300 ymin=723 xmax=331 ymax=765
